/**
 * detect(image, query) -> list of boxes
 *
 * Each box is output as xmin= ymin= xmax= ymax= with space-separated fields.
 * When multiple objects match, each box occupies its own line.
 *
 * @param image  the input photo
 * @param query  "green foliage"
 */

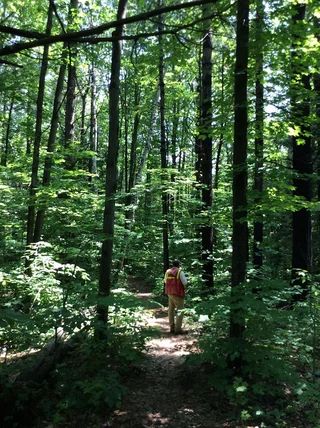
xmin=0 ymin=242 xmax=92 ymax=353
xmin=0 ymin=330 xmax=144 ymax=427
xmin=0 ymin=245 xmax=149 ymax=426
xmin=46 ymin=336 xmax=137 ymax=426
xmin=189 ymin=277 xmax=320 ymax=425
xmin=1 ymin=0 xmax=320 ymax=426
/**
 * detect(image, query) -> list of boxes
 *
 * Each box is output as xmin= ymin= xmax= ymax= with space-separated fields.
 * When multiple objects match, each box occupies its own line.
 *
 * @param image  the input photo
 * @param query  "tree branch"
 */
xmin=0 ymin=58 xmax=23 ymax=67
xmin=0 ymin=0 xmax=217 ymax=56
xmin=49 ymin=0 xmax=67 ymax=34
xmin=0 ymin=25 xmax=45 ymax=39
xmin=77 ymin=12 xmax=219 ymax=44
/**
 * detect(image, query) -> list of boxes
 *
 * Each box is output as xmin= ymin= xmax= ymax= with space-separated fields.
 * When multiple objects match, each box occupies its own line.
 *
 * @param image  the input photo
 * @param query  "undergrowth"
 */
xmin=186 ymin=276 xmax=320 ymax=427
xmin=0 ymin=244 xmax=153 ymax=427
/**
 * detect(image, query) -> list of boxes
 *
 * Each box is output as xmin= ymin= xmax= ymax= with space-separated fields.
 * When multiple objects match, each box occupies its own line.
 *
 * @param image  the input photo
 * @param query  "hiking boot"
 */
xmin=174 ymin=330 xmax=188 ymax=335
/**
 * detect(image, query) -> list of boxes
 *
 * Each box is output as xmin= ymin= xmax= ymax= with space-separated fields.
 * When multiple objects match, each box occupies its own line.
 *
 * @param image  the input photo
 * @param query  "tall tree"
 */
xmin=291 ymin=2 xmax=312 ymax=299
xmin=158 ymin=3 xmax=170 ymax=272
xmin=253 ymin=0 xmax=264 ymax=271
xmin=214 ymin=47 xmax=226 ymax=191
xmin=0 ymin=95 xmax=14 ymax=167
xmin=199 ymin=3 xmax=213 ymax=289
xmin=26 ymin=2 xmax=53 ymax=247
xmin=64 ymin=0 xmax=78 ymax=170
xmin=33 ymin=0 xmax=82 ymax=242
xmin=229 ymin=0 xmax=249 ymax=374
xmin=97 ymin=0 xmax=128 ymax=326
xmin=89 ymin=64 xmax=98 ymax=179
xmin=313 ymin=16 xmax=320 ymax=271
xmin=33 ymin=45 xmax=67 ymax=242
xmin=121 ymin=80 xmax=141 ymax=267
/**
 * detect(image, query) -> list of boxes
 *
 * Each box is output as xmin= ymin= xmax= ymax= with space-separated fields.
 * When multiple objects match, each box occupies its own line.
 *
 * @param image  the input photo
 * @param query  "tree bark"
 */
xmin=80 ymin=83 xmax=88 ymax=150
xmin=158 ymin=4 xmax=170 ymax=273
xmin=195 ymin=45 xmax=202 ymax=185
xmin=123 ymin=74 xmax=129 ymax=193
xmin=1 ymin=96 xmax=14 ymax=166
xmin=214 ymin=48 xmax=226 ymax=191
xmin=97 ymin=0 xmax=128 ymax=326
xmin=291 ymin=3 xmax=312 ymax=300
xmin=169 ymin=99 xmax=180 ymax=229
xmin=64 ymin=0 xmax=78 ymax=170
xmin=26 ymin=98 xmax=33 ymax=156
xmin=313 ymin=18 xmax=320 ymax=272
xmin=229 ymin=0 xmax=249 ymax=375
xmin=128 ymin=85 xmax=140 ymax=192
xmin=89 ymin=64 xmax=98 ymax=179
xmin=253 ymin=0 xmax=264 ymax=271
xmin=199 ymin=4 xmax=213 ymax=290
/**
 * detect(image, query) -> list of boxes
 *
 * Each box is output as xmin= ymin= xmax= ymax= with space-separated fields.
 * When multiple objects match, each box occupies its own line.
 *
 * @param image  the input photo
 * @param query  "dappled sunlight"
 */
xmin=146 ymin=335 xmax=197 ymax=359
xmin=145 ymin=412 xmax=171 ymax=425
xmin=109 ymin=293 xmax=214 ymax=428
xmin=136 ymin=292 xmax=154 ymax=300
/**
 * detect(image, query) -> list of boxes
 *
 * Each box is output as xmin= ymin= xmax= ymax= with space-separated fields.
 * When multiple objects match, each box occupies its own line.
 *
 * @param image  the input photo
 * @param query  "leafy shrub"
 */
xmin=189 ymin=277 xmax=320 ymax=426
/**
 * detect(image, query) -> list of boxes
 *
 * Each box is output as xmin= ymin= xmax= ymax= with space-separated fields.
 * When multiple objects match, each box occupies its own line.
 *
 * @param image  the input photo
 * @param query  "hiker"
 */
xmin=164 ymin=260 xmax=187 ymax=334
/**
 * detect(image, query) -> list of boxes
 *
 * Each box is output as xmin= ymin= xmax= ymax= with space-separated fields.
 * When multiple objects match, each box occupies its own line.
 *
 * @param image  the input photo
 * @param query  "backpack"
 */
xmin=164 ymin=267 xmax=185 ymax=297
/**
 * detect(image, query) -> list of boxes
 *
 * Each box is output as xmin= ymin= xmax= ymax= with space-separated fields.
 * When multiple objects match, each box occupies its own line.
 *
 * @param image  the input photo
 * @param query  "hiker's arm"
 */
xmin=180 ymin=271 xmax=187 ymax=286
xmin=163 ymin=272 xmax=167 ymax=295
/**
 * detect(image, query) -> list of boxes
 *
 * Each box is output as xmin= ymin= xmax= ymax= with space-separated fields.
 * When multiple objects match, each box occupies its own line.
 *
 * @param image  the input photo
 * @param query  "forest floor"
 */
xmin=108 ymin=278 xmax=235 ymax=428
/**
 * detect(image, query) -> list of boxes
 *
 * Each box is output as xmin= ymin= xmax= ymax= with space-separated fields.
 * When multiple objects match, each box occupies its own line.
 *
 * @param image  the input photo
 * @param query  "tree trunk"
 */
xmin=158 ymin=4 xmax=170 ymax=273
xmin=80 ymin=75 xmax=90 ymax=151
xmin=171 ymin=100 xmax=179 ymax=170
xmin=1 ymin=96 xmax=14 ymax=166
xmin=26 ymin=2 xmax=53 ymax=247
xmin=169 ymin=99 xmax=179 ymax=230
xmin=26 ymin=98 xmax=33 ymax=156
xmin=120 ymin=84 xmax=141 ymax=269
xmin=229 ymin=0 xmax=249 ymax=375
xmin=64 ymin=0 xmax=78 ymax=170
xmin=124 ymin=84 xmax=140 ymax=215
xmin=34 ymin=0 xmax=81 ymax=242
xmin=120 ymin=90 xmax=158 ymax=269
xmin=313 ymin=18 xmax=320 ymax=272
xmin=253 ymin=0 xmax=264 ymax=271
xmin=123 ymin=74 xmax=129 ymax=193
xmin=128 ymin=85 xmax=140 ymax=192
xmin=195 ymin=46 xmax=202 ymax=185
xmin=135 ymin=91 xmax=158 ymax=183
xmin=199 ymin=4 xmax=213 ymax=290
xmin=291 ymin=3 xmax=312 ymax=300
xmin=33 ymin=46 xmax=67 ymax=242
xmin=89 ymin=65 xmax=98 ymax=179
xmin=97 ymin=0 xmax=128 ymax=326
xmin=80 ymin=87 xmax=88 ymax=149
xmin=214 ymin=48 xmax=226 ymax=191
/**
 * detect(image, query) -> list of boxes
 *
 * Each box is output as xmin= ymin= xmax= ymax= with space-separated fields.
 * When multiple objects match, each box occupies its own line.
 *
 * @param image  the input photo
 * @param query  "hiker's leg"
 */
xmin=173 ymin=296 xmax=184 ymax=333
xmin=168 ymin=295 xmax=175 ymax=332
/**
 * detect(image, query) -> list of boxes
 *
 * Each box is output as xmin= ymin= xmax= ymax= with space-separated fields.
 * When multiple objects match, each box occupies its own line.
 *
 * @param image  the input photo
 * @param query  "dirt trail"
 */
xmin=109 ymin=286 xmax=228 ymax=428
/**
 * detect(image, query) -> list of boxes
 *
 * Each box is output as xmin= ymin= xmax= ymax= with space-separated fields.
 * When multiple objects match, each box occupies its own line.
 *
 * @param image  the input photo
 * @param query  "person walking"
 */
xmin=164 ymin=260 xmax=187 ymax=334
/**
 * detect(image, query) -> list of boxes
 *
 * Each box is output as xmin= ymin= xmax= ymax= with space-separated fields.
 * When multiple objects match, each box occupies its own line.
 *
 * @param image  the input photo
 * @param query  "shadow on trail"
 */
xmin=109 ymin=290 xmax=226 ymax=428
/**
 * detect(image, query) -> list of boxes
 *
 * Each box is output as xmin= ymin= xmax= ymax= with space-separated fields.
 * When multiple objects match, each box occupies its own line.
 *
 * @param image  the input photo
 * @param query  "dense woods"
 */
xmin=1 ymin=0 xmax=320 ymax=426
